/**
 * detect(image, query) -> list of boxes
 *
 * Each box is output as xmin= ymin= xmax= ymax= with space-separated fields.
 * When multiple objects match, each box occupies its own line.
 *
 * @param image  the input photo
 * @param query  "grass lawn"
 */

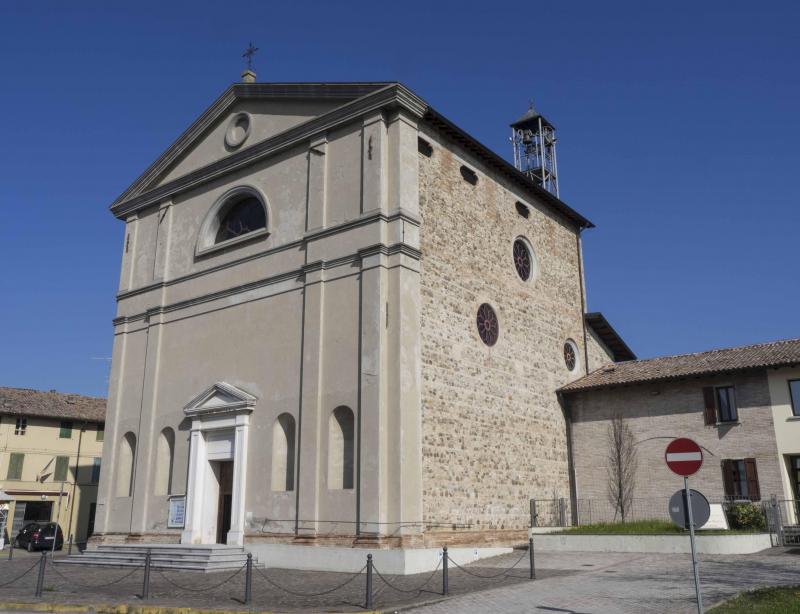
xmin=709 ymin=586 xmax=800 ymax=613
xmin=557 ymin=520 xmax=683 ymax=534
xmin=556 ymin=519 xmax=763 ymax=535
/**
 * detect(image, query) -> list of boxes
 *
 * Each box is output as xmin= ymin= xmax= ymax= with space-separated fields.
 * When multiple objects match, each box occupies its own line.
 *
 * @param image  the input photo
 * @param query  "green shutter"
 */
xmin=7 ymin=453 xmax=24 ymax=480
xmin=59 ymin=421 xmax=73 ymax=438
xmin=54 ymin=456 xmax=70 ymax=482
xmin=96 ymin=423 xmax=105 ymax=442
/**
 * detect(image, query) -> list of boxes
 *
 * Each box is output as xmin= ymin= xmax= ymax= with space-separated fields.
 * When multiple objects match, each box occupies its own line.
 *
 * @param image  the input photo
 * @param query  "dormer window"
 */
xmin=215 ymin=196 xmax=266 ymax=244
xmin=196 ymin=186 xmax=270 ymax=257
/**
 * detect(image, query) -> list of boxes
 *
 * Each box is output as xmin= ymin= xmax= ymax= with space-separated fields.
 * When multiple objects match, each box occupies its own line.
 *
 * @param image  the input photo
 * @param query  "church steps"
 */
xmin=55 ymin=544 xmax=261 ymax=572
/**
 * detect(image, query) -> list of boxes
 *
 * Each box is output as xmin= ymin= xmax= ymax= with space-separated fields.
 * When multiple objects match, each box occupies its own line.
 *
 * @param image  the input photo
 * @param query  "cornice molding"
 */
xmin=113 ymin=241 xmax=421 ymax=326
xmin=110 ymin=83 xmax=428 ymax=219
xmin=116 ymin=209 xmax=420 ymax=301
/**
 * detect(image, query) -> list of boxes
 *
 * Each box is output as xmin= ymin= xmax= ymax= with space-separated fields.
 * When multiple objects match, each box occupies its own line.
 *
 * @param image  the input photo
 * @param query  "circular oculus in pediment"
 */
xmin=225 ymin=112 xmax=251 ymax=149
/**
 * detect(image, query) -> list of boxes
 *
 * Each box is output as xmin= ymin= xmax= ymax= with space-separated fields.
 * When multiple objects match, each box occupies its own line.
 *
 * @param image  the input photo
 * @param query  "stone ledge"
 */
xmin=532 ymin=533 xmax=773 ymax=555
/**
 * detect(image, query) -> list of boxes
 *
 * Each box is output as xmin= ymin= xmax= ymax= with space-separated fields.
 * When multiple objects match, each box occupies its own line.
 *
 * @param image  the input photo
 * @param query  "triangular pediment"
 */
xmin=112 ymin=83 xmax=398 ymax=212
xmin=184 ymin=382 xmax=257 ymax=417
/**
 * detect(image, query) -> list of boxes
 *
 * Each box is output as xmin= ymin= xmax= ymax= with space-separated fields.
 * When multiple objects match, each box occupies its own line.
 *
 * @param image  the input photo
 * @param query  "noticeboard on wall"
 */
xmin=167 ymin=495 xmax=186 ymax=529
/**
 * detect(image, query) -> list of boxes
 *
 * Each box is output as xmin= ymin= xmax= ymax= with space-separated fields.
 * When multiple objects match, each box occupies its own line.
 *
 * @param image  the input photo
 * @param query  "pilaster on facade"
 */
xmin=306 ymin=136 xmax=328 ymax=233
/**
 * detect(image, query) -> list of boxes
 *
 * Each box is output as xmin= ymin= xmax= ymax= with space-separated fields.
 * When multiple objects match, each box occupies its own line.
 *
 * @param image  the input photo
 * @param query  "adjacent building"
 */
xmin=561 ymin=338 xmax=800 ymax=523
xmin=0 ymin=387 xmax=106 ymax=545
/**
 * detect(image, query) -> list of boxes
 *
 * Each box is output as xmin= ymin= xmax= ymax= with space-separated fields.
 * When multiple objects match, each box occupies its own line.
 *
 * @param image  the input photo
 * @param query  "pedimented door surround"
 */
xmin=181 ymin=382 xmax=256 ymax=546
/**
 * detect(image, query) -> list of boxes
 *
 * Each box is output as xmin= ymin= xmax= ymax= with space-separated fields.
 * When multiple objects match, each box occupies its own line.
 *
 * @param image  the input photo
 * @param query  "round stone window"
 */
xmin=225 ymin=113 xmax=251 ymax=149
xmin=564 ymin=339 xmax=579 ymax=372
xmin=513 ymin=238 xmax=533 ymax=281
xmin=476 ymin=303 xmax=499 ymax=347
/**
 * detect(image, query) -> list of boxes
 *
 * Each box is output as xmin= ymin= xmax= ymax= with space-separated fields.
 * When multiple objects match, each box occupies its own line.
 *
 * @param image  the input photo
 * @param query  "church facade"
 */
xmin=94 ymin=78 xmax=612 ymax=552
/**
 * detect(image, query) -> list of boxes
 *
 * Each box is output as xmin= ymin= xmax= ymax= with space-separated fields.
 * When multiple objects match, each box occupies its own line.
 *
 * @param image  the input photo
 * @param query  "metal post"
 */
xmin=35 ymin=551 xmax=47 ymax=597
xmin=773 ymin=496 xmax=785 ymax=547
xmin=442 ymin=546 xmax=449 ymax=595
xmin=529 ymin=538 xmax=535 ymax=580
xmin=365 ymin=554 xmax=373 ymax=610
xmin=684 ymin=477 xmax=703 ymax=614
xmin=52 ymin=481 xmax=65 ymax=556
xmin=142 ymin=548 xmax=151 ymax=600
xmin=67 ymin=534 xmax=73 ymax=556
xmin=244 ymin=552 xmax=252 ymax=605
xmin=7 ymin=540 xmax=13 ymax=560
xmin=529 ymin=499 xmax=536 ymax=528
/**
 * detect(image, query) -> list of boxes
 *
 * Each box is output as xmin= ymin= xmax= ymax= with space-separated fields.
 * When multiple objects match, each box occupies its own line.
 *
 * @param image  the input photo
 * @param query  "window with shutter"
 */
xmin=716 ymin=386 xmax=738 ymax=422
xmin=744 ymin=458 xmax=760 ymax=501
xmin=59 ymin=421 xmax=73 ymax=438
xmin=54 ymin=456 xmax=69 ymax=482
xmin=702 ymin=387 xmax=717 ymax=425
xmin=7 ymin=453 xmax=24 ymax=480
xmin=722 ymin=459 xmax=735 ymax=497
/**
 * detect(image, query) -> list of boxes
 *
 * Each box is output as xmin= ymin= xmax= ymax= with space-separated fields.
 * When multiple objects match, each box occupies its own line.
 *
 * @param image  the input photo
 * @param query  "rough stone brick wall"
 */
xmin=417 ymin=130 xmax=587 ymax=535
xmin=566 ymin=369 xmax=783 ymax=521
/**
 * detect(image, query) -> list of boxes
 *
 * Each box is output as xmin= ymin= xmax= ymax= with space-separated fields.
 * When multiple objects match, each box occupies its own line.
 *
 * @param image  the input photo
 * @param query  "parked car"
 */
xmin=14 ymin=522 xmax=64 ymax=551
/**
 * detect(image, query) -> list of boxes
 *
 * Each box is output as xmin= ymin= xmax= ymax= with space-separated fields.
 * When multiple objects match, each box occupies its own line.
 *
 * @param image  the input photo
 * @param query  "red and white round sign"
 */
xmin=665 ymin=438 xmax=703 ymax=477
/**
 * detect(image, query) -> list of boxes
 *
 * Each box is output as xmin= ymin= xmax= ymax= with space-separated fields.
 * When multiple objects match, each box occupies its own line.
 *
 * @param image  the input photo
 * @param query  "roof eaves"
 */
xmin=585 ymin=312 xmax=636 ymax=362
xmin=421 ymin=107 xmax=594 ymax=230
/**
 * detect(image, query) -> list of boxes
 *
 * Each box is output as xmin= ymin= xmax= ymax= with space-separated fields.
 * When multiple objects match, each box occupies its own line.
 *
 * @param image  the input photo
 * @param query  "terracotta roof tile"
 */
xmin=0 ymin=387 xmax=106 ymax=423
xmin=560 ymin=337 xmax=800 ymax=393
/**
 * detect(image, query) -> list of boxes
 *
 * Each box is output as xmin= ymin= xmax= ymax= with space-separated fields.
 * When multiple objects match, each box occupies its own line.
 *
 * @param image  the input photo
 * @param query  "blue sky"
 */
xmin=1 ymin=1 xmax=798 ymax=397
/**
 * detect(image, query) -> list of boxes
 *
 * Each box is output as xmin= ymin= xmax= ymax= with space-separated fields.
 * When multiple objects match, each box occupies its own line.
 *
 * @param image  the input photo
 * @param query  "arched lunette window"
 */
xmin=196 ymin=186 xmax=269 ymax=256
xmin=215 ymin=196 xmax=266 ymax=244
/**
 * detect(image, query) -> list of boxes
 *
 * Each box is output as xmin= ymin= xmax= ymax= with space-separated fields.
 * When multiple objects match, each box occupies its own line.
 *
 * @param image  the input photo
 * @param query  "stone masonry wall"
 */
xmin=567 ymin=369 xmax=783 ymax=522
xmin=417 ymin=129 xmax=587 ymax=536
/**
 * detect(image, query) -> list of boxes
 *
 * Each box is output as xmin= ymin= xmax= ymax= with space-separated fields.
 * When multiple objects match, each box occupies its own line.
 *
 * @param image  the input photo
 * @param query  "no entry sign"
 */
xmin=665 ymin=438 xmax=703 ymax=477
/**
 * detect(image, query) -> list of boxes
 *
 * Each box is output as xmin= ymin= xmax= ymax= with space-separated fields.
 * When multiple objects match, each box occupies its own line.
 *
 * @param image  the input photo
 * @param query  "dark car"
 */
xmin=14 ymin=522 xmax=64 ymax=552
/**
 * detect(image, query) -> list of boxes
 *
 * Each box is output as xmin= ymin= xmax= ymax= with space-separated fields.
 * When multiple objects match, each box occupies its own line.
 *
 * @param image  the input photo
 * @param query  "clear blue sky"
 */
xmin=1 ymin=1 xmax=798 ymax=397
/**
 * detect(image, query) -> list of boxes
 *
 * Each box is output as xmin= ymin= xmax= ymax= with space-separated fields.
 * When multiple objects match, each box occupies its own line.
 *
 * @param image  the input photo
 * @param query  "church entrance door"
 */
xmin=215 ymin=461 xmax=233 ymax=544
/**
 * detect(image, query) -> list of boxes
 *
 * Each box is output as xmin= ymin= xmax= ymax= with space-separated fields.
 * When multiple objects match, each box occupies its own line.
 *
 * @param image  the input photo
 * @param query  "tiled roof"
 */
xmin=560 ymin=337 xmax=800 ymax=393
xmin=0 ymin=387 xmax=106 ymax=423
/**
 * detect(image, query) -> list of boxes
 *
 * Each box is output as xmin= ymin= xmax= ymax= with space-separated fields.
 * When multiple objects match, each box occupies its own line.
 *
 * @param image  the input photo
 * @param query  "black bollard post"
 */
xmin=7 ymin=540 xmax=13 ymax=560
xmin=244 ymin=552 xmax=253 ymax=605
xmin=35 ymin=551 xmax=47 ymax=597
xmin=67 ymin=534 xmax=73 ymax=556
xmin=365 ymin=554 xmax=373 ymax=610
xmin=442 ymin=546 xmax=449 ymax=595
xmin=529 ymin=538 xmax=535 ymax=580
xmin=142 ymin=549 xmax=151 ymax=600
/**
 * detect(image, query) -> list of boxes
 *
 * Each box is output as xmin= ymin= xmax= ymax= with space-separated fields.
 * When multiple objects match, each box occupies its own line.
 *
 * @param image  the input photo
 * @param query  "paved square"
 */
xmin=1 ymin=547 xmax=798 ymax=612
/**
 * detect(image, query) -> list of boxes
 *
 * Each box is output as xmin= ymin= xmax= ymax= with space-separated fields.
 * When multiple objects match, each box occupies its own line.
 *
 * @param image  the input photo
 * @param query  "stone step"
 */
xmin=56 ymin=544 xmax=261 ymax=573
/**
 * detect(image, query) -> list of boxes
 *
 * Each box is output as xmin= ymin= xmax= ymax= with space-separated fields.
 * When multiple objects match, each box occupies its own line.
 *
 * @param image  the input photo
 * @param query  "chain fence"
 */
xmin=0 ymin=541 xmax=538 ymax=610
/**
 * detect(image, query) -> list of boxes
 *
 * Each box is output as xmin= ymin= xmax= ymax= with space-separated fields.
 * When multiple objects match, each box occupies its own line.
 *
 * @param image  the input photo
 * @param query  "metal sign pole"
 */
xmin=684 ymin=476 xmax=703 ymax=614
